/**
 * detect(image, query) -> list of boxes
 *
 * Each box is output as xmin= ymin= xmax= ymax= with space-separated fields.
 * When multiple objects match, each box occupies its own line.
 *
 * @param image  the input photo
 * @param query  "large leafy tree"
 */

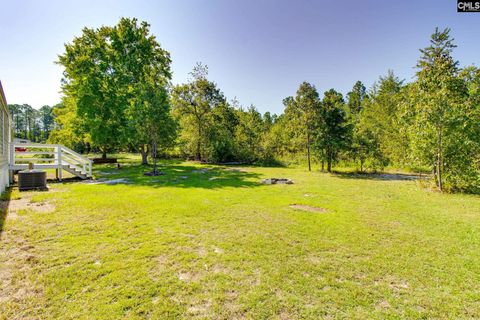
xmin=316 ymin=89 xmax=351 ymax=172
xmin=353 ymin=71 xmax=406 ymax=171
xmin=58 ymin=18 xmax=172 ymax=159
xmin=280 ymin=97 xmax=304 ymax=157
xmin=171 ymin=63 xmax=226 ymax=162
xmin=459 ymin=66 xmax=480 ymax=190
xmin=132 ymin=85 xmax=176 ymax=172
xmin=262 ymin=112 xmax=291 ymax=161
xmin=48 ymin=100 xmax=91 ymax=152
xmin=58 ymin=25 xmax=124 ymax=158
xmin=112 ymin=18 xmax=174 ymax=165
xmin=128 ymin=84 xmax=176 ymax=166
xmin=234 ymin=105 xmax=264 ymax=163
xmin=346 ymin=81 xmax=369 ymax=171
xmin=286 ymin=82 xmax=322 ymax=171
xmin=408 ymin=27 xmax=475 ymax=192
xmin=207 ymin=102 xmax=238 ymax=162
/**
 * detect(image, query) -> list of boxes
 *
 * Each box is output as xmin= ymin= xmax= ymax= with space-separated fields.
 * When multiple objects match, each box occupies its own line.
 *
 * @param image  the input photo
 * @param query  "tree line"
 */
xmin=49 ymin=18 xmax=479 ymax=193
xmin=7 ymin=104 xmax=54 ymax=142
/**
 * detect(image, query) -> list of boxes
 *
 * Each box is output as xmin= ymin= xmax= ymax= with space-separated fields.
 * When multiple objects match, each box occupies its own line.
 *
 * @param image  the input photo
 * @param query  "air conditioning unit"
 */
xmin=18 ymin=170 xmax=47 ymax=191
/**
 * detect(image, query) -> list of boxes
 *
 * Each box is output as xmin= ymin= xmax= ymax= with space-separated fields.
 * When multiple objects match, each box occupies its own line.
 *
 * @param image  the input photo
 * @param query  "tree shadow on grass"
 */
xmin=0 ymin=188 xmax=14 ymax=239
xmin=331 ymin=171 xmax=422 ymax=182
xmin=89 ymin=162 xmax=263 ymax=189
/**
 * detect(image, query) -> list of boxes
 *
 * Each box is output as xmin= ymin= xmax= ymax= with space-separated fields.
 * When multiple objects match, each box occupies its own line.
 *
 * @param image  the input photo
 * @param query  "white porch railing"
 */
xmin=10 ymin=142 xmax=92 ymax=180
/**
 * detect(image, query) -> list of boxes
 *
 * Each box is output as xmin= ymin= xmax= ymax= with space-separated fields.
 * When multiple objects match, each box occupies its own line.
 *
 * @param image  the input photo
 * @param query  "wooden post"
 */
xmin=57 ymin=145 xmax=62 ymax=181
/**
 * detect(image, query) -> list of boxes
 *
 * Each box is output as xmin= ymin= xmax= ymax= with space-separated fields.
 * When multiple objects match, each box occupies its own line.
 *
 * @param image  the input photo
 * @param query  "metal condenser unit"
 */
xmin=18 ymin=170 xmax=47 ymax=191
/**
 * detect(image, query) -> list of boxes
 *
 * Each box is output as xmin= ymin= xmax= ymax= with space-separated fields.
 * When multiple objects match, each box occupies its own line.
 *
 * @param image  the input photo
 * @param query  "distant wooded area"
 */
xmin=8 ymin=104 xmax=54 ymax=142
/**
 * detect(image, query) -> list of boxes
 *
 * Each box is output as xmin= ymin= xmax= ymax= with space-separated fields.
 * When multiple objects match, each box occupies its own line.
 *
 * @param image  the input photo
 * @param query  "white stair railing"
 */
xmin=10 ymin=142 xmax=92 ymax=179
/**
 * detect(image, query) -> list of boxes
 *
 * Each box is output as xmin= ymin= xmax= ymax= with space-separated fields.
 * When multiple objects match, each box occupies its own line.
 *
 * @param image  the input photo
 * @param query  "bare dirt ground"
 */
xmin=289 ymin=204 xmax=328 ymax=213
xmin=1 ymin=197 xmax=55 ymax=217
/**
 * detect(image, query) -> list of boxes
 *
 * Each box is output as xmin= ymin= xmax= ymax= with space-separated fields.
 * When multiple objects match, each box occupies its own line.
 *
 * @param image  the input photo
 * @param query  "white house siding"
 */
xmin=0 ymin=81 xmax=11 ymax=194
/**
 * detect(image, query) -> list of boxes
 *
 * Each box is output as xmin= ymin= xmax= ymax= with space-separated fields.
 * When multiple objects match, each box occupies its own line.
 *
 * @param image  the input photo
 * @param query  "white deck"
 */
xmin=10 ymin=143 xmax=92 ymax=180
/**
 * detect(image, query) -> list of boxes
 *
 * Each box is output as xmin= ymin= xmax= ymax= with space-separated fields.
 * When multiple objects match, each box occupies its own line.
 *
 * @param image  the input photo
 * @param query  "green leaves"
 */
xmin=408 ymin=27 xmax=479 ymax=192
xmin=7 ymin=104 xmax=53 ymax=143
xmin=53 ymin=21 xmax=480 ymax=193
xmin=57 ymin=18 xmax=172 ymax=158
xmin=171 ymin=65 xmax=228 ymax=162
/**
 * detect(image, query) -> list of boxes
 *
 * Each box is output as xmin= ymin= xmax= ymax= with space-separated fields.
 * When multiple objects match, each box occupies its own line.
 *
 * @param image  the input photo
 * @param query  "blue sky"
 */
xmin=0 ymin=0 xmax=479 ymax=114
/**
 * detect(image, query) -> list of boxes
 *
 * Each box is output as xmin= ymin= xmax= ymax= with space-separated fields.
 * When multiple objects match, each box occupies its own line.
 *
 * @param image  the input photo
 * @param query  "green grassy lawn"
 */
xmin=1 ymin=155 xmax=480 ymax=319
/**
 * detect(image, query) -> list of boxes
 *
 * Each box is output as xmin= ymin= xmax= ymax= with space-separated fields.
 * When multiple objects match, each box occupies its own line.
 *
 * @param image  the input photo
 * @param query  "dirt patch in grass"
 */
xmin=197 ymin=247 xmax=208 ymax=257
xmin=1 ymin=197 xmax=55 ymax=216
xmin=156 ymin=255 xmax=169 ymax=268
xmin=178 ymin=271 xmax=202 ymax=282
xmin=211 ymin=264 xmax=231 ymax=275
xmin=213 ymin=246 xmax=224 ymax=254
xmin=87 ymin=178 xmax=131 ymax=185
xmin=387 ymin=279 xmax=409 ymax=291
xmin=187 ymin=298 xmax=212 ymax=317
xmin=376 ymin=299 xmax=392 ymax=310
xmin=289 ymin=204 xmax=328 ymax=213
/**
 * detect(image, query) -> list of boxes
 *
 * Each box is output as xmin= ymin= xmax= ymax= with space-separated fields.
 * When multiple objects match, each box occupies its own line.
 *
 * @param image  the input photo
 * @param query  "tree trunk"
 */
xmin=140 ymin=145 xmax=148 ymax=165
xmin=102 ymin=148 xmax=107 ymax=159
xmin=152 ymin=141 xmax=158 ymax=175
xmin=321 ymin=159 xmax=325 ymax=172
xmin=196 ymin=125 xmax=202 ymax=161
xmin=360 ymin=158 xmax=364 ymax=173
xmin=307 ymin=132 xmax=311 ymax=172
xmin=437 ymin=155 xmax=443 ymax=192
xmin=437 ymin=128 xmax=443 ymax=192
xmin=327 ymin=148 xmax=332 ymax=173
